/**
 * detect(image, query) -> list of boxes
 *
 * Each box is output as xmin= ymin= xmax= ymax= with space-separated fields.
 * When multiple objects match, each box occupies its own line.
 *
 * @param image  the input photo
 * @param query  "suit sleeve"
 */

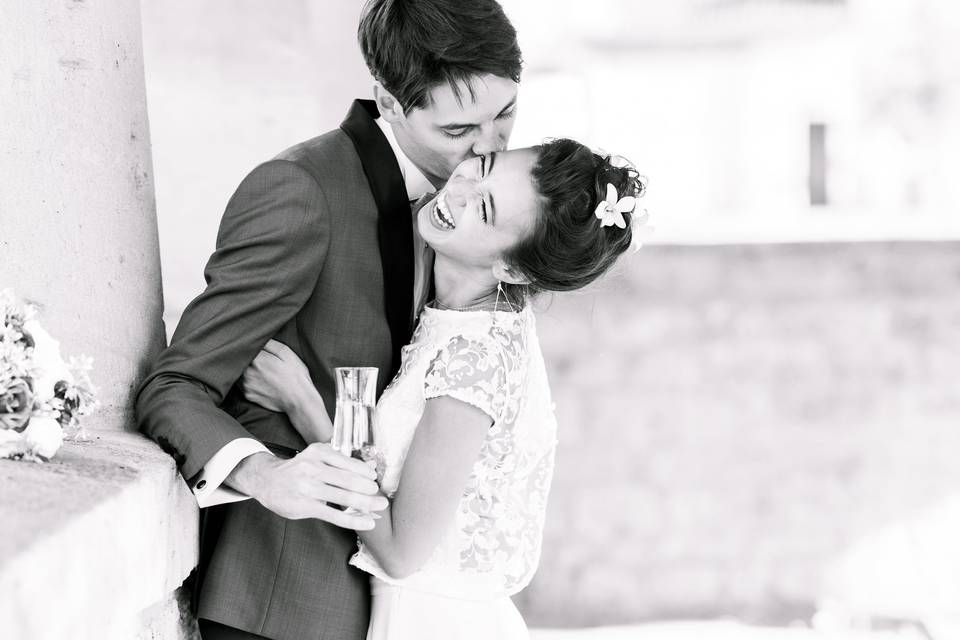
xmin=136 ymin=159 xmax=330 ymax=481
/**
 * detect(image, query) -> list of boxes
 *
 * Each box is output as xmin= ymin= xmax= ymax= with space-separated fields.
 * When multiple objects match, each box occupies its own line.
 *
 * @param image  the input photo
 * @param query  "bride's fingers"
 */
xmin=241 ymin=365 xmax=265 ymax=391
xmin=263 ymin=339 xmax=291 ymax=359
xmin=262 ymin=339 xmax=282 ymax=356
xmin=248 ymin=351 xmax=273 ymax=373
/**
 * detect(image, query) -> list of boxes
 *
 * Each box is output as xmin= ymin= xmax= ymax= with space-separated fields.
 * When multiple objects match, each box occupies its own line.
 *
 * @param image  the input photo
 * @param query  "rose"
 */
xmin=0 ymin=378 xmax=34 ymax=431
xmin=21 ymin=416 xmax=64 ymax=459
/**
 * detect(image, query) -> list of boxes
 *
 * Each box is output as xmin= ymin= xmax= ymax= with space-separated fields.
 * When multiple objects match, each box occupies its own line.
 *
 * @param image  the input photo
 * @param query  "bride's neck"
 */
xmin=431 ymin=255 xmax=497 ymax=310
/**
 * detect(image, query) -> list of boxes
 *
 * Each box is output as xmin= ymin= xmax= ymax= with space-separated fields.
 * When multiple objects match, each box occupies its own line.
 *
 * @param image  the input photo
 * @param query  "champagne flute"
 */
xmin=332 ymin=367 xmax=383 ymax=514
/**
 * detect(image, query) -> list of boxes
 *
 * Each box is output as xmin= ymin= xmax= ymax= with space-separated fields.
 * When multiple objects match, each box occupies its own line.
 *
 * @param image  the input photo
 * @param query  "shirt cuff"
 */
xmin=191 ymin=438 xmax=272 ymax=508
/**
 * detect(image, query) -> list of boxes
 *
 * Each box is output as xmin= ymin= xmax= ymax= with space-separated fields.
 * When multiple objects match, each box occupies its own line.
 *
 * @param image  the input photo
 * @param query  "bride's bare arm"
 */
xmin=241 ymin=339 xmax=333 ymax=444
xmin=357 ymin=395 xmax=490 ymax=579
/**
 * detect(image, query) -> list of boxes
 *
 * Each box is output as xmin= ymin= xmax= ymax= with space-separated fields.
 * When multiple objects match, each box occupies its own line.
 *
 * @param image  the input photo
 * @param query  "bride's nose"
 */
xmin=444 ymin=177 xmax=480 ymax=210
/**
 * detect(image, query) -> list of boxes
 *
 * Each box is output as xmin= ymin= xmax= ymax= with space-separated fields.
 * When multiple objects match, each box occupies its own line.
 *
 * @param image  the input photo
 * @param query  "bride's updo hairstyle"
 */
xmin=503 ymin=139 xmax=646 ymax=299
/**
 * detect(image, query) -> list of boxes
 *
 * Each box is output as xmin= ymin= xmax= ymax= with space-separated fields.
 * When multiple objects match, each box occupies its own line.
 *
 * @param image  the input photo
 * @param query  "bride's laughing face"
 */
xmin=417 ymin=149 xmax=540 ymax=271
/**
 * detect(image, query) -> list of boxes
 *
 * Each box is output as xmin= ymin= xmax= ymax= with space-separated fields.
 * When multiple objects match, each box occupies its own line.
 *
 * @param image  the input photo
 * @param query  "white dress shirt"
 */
xmin=375 ymin=116 xmax=436 ymax=323
xmin=192 ymin=117 xmax=435 ymax=507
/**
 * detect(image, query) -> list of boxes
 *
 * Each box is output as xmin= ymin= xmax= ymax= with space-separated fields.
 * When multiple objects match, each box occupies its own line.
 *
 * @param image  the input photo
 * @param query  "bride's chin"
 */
xmin=428 ymin=243 xmax=461 ymax=263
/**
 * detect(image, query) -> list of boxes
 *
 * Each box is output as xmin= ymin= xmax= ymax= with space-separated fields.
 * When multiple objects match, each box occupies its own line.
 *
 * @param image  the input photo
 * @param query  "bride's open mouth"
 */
xmin=431 ymin=191 xmax=456 ymax=231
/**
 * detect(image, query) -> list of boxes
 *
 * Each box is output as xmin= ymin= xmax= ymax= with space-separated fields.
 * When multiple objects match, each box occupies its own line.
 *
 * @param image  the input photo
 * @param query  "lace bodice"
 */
xmin=350 ymin=305 xmax=558 ymax=599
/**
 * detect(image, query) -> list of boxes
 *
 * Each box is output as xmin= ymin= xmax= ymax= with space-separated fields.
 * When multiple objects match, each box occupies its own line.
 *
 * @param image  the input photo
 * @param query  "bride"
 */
xmin=240 ymin=138 xmax=646 ymax=639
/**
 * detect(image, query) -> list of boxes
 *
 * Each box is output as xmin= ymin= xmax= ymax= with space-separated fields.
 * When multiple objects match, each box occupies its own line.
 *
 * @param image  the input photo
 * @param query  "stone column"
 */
xmin=1 ymin=3 xmax=196 ymax=638
xmin=1 ymin=0 xmax=166 ymax=432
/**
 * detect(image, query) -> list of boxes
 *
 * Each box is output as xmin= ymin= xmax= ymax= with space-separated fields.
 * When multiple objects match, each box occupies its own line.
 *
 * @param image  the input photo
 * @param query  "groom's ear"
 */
xmin=492 ymin=262 xmax=531 ymax=286
xmin=373 ymin=83 xmax=405 ymax=124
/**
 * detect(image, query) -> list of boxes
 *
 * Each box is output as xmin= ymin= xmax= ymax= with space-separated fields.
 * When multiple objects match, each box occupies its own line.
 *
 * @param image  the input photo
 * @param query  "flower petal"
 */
xmin=595 ymin=202 xmax=610 ymax=220
xmin=22 ymin=416 xmax=63 ymax=459
xmin=615 ymin=196 xmax=636 ymax=213
xmin=605 ymin=183 xmax=618 ymax=206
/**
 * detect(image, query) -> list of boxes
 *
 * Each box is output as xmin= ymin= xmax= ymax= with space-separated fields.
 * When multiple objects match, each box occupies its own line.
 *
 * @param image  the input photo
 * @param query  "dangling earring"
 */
xmin=495 ymin=281 xmax=519 ymax=314
xmin=492 ymin=281 xmax=509 ymax=330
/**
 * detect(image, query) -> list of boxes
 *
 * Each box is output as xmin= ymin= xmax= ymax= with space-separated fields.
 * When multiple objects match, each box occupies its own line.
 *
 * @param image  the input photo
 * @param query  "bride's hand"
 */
xmin=241 ymin=339 xmax=332 ymax=443
xmin=242 ymin=339 xmax=303 ymax=412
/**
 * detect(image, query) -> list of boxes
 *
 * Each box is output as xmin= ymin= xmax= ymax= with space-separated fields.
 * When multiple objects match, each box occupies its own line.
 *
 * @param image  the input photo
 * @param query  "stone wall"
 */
xmin=1 ymin=0 xmax=166 ymax=432
xmin=516 ymin=242 xmax=960 ymax=628
xmin=1 ymin=2 xmax=197 ymax=637
xmin=0 ymin=432 xmax=198 ymax=640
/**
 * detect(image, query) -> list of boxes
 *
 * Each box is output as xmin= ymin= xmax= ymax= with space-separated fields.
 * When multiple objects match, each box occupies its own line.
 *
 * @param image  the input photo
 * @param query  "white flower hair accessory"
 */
xmin=594 ymin=177 xmax=652 ymax=252
xmin=595 ymin=183 xmax=636 ymax=229
xmin=590 ymin=146 xmax=652 ymax=250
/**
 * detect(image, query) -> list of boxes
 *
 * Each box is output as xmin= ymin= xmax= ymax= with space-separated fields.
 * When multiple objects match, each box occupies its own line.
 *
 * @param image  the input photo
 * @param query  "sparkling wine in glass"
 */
xmin=332 ymin=367 xmax=383 ymax=513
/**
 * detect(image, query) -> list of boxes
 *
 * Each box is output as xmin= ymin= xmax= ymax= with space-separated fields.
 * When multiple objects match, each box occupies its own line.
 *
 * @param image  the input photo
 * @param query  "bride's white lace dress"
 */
xmin=350 ymin=304 xmax=558 ymax=639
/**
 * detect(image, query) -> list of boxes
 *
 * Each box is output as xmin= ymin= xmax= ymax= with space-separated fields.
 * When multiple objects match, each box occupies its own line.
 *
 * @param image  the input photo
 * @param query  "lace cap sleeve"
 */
xmin=423 ymin=333 xmax=515 ymax=424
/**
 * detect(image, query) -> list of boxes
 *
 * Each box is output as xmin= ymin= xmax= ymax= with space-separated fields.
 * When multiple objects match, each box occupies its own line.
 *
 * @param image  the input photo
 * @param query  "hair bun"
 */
xmin=592 ymin=151 xmax=645 ymax=208
xmin=502 ymin=138 xmax=649 ymax=300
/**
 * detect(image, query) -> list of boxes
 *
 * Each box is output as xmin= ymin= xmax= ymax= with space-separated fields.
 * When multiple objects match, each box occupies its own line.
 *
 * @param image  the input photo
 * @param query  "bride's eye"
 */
xmin=480 ymin=199 xmax=488 ymax=223
xmin=479 ymin=155 xmax=487 ymax=178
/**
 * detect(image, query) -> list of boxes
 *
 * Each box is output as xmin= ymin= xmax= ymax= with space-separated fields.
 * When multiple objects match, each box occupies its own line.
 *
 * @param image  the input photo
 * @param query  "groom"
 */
xmin=136 ymin=1 xmax=523 ymax=639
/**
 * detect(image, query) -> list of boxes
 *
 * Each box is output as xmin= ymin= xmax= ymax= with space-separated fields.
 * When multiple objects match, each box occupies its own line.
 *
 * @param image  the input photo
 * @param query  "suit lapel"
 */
xmin=340 ymin=100 xmax=415 ymax=379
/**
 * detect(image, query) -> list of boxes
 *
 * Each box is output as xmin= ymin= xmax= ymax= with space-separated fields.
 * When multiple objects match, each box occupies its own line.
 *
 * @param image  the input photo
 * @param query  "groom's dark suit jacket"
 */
xmin=136 ymin=100 xmax=417 ymax=640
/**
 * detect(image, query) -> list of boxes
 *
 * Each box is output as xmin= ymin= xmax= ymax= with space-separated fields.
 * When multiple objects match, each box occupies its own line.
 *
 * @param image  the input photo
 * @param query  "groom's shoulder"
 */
xmin=269 ymin=129 xmax=359 ymax=184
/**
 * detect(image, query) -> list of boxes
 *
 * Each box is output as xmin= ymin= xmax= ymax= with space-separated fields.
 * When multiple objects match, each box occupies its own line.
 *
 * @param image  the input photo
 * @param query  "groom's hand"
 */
xmin=226 ymin=443 xmax=388 ymax=530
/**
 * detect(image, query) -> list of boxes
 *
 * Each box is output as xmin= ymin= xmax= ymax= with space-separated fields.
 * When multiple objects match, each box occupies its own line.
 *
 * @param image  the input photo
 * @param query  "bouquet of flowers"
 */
xmin=0 ymin=289 xmax=98 ymax=461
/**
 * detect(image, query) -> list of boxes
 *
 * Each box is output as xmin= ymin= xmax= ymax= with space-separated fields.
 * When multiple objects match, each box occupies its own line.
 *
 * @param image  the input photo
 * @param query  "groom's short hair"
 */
xmin=358 ymin=0 xmax=522 ymax=113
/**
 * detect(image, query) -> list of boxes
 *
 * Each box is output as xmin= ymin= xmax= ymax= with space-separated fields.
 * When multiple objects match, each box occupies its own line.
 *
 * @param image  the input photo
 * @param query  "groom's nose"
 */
xmin=471 ymin=122 xmax=507 ymax=156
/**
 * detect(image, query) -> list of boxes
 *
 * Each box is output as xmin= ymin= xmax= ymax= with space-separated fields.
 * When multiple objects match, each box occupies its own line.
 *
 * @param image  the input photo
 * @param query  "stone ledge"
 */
xmin=0 ymin=429 xmax=198 ymax=640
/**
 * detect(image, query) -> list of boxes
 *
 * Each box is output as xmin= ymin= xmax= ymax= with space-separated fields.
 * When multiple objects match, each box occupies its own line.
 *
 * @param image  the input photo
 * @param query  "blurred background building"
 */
xmin=501 ymin=0 xmax=960 ymax=242
xmin=147 ymin=0 xmax=960 ymax=326
xmin=141 ymin=0 xmax=960 ymax=637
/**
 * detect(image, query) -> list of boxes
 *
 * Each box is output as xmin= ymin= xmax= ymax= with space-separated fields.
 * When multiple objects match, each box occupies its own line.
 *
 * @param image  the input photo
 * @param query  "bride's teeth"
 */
xmin=432 ymin=201 xmax=453 ymax=230
xmin=434 ymin=194 xmax=455 ymax=230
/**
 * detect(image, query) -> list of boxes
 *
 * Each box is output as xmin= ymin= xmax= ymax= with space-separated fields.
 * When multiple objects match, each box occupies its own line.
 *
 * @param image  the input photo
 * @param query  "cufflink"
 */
xmin=196 ymin=480 xmax=207 ymax=490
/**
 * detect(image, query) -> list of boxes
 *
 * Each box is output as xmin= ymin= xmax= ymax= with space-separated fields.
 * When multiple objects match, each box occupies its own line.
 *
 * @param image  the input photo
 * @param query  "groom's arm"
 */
xmin=138 ymin=159 xmax=387 ymax=526
xmin=137 ymin=159 xmax=329 ymax=493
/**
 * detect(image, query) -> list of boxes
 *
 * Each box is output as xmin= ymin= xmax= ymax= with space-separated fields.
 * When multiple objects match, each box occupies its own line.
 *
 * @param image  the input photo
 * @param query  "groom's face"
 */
xmin=391 ymin=74 xmax=518 ymax=188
